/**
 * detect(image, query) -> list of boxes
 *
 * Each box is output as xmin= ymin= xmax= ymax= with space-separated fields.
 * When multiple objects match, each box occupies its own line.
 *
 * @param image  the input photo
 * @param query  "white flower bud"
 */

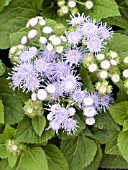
xmin=10 ymin=46 xmax=17 ymax=54
xmin=68 ymin=1 xmax=76 ymax=8
xmin=60 ymin=35 xmax=67 ymax=42
xmin=111 ymin=74 xmax=120 ymax=82
xmin=96 ymin=54 xmax=105 ymax=60
xmin=47 ymin=112 xmax=54 ymax=121
xmin=68 ymin=107 xmax=76 ymax=116
xmin=124 ymin=56 xmax=128 ymax=64
xmin=39 ymin=36 xmax=47 ymax=44
xmin=46 ymin=84 xmax=56 ymax=94
xmin=49 ymin=35 xmax=56 ymax=41
xmin=47 ymin=43 xmax=54 ymax=51
xmin=83 ymin=97 xmax=93 ymax=106
xmin=42 ymin=26 xmax=53 ymax=34
xmin=21 ymin=36 xmax=27 ymax=45
xmin=11 ymin=145 xmax=18 ymax=151
xmin=109 ymin=51 xmax=118 ymax=58
xmin=101 ymin=60 xmax=110 ymax=69
xmin=52 ymin=37 xmax=61 ymax=46
xmin=85 ymin=0 xmax=94 ymax=9
xmin=60 ymin=6 xmax=69 ymax=14
xmin=56 ymin=46 xmax=63 ymax=53
xmin=37 ymin=89 xmax=48 ymax=101
xmin=83 ymin=106 xmax=97 ymax=117
xmin=99 ymin=70 xmax=108 ymax=79
xmin=39 ymin=19 xmax=46 ymax=26
xmin=28 ymin=29 xmax=38 ymax=39
xmin=110 ymin=59 xmax=117 ymax=65
xmin=88 ymin=63 xmax=97 ymax=72
xmin=86 ymin=117 xmax=95 ymax=125
xmin=31 ymin=92 xmax=37 ymax=101
xmin=123 ymin=69 xmax=128 ymax=78
xmin=29 ymin=18 xmax=38 ymax=27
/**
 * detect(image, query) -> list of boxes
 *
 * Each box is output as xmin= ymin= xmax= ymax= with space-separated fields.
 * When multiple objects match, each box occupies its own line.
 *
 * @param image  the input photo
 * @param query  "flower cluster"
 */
xmin=57 ymin=0 xmax=94 ymax=17
xmin=82 ymin=50 xmax=120 ymax=95
xmin=47 ymin=104 xmax=77 ymax=134
xmin=67 ymin=14 xmax=112 ymax=53
xmin=8 ymin=14 xmax=113 ymax=134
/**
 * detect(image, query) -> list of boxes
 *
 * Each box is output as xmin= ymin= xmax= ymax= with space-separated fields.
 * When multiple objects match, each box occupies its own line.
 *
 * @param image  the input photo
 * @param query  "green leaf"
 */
xmin=8 ymin=153 xmax=17 ymax=168
xmin=32 ymin=116 xmax=46 ymax=137
xmin=0 ymin=0 xmax=44 ymax=49
xmin=79 ymin=65 xmax=95 ymax=92
xmin=83 ymin=143 xmax=102 ymax=170
xmin=105 ymin=130 xmax=121 ymax=155
xmin=94 ymin=111 xmax=120 ymax=131
xmin=3 ymin=125 xmax=16 ymax=140
xmin=0 ymin=78 xmax=24 ymax=125
xmin=10 ymin=27 xmax=28 ymax=47
xmin=100 ymin=154 xmax=128 ymax=169
xmin=104 ymin=16 xmax=128 ymax=30
xmin=109 ymin=101 xmax=128 ymax=126
xmin=0 ymin=100 xmax=4 ymax=124
xmin=0 ymin=0 xmax=12 ymax=12
xmin=43 ymin=144 xmax=69 ymax=170
xmin=78 ymin=0 xmax=120 ymax=21
xmin=21 ymin=147 xmax=48 ymax=170
xmin=61 ymin=134 xmax=97 ymax=170
xmin=108 ymin=33 xmax=128 ymax=53
xmin=118 ymin=130 xmax=128 ymax=161
xmin=0 ymin=60 xmax=5 ymax=76
xmin=123 ymin=119 xmax=128 ymax=131
xmin=15 ymin=116 xmax=54 ymax=144
xmin=0 ymin=159 xmax=15 ymax=170
xmin=0 ymin=134 xmax=8 ymax=159
xmin=91 ymin=129 xmax=107 ymax=144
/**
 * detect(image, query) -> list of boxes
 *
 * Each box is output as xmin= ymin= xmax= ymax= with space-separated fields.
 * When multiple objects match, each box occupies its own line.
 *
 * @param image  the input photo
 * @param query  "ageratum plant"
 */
xmin=1 ymin=0 xmax=128 ymax=170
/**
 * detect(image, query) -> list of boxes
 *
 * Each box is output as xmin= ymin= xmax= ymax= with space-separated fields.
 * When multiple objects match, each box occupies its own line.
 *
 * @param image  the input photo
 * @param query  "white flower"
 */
xmin=123 ymin=69 xmax=128 ymax=78
xmin=39 ymin=36 xmax=47 ymax=44
xmin=99 ymin=70 xmax=108 ymax=79
xmin=56 ymin=46 xmax=63 ymax=53
xmin=47 ymin=43 xmax=54 ymax=51
xmin=52 ymin=37 xmax=61 ymax=46
xmin=85 ymin=0 xmax=94 ymax=9
xmin=110 ymin=59 xmax=117 ymax=65
xmin=111 ymin=74 xmax=120 ymax=82
xmin=31 ymin=92 xmax=37 ymax=101
xmin=28 ymin=29 xmax=38 ymax=39
xmin=88 ymin=63 xmax=97 ymax=72
xmin=83 ymin=97 xmax=93 ymax=106
xmin=42 ymin=26 xmax=53 ymax=34
xmin=109 ymin=51 xmax=118 ymax=58
xmin=29 ymin=17 xmax=38 ymax=27
xmin=86 ymin=117 xmax=95 ymax=125
xmin=46 ymin=84 xmax=56 ymax=94
xmin=39 ymin=19 xmax=46 ymax=26
xmin=21 ymin=36 xmax=27 ymax=45
xmin=37 ymin=89 xmax=48 ymax=101
xmin=96 ymin=54 xmax=105 ymax=60
xmin=124 ymin=56 xmax=128 ymax=64
xmin=68 ymin=107 xmax=76 ymax=116
xmin=68 ymin=1 xmax=76 ymax=8
xmin=83 ymin=106 xmax=97 ymax=117
xmin=101 ymin=60 xmax=110 ymax=69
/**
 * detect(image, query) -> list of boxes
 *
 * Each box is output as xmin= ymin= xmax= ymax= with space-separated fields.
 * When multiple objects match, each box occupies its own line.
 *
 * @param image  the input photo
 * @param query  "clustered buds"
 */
xmin=23 ymin=99 xmax=44 ymax=118
xmin=6 ymin=139 xmax=26 ymax=156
